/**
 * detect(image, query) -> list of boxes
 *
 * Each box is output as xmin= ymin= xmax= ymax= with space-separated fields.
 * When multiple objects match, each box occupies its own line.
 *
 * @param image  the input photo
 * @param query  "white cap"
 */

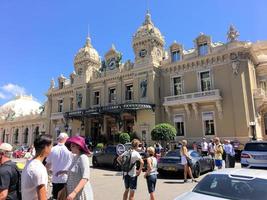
xmin=57 ymin=132 xmax=69 ymax=140
xmin=0 ymin=143 xmax=13 ymax=152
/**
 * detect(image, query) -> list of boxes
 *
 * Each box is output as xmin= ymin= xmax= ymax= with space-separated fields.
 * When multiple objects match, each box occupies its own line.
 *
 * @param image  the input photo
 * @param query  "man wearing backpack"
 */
xmin=0 ymin=143 xmax=19 ymax=200
xmin=117 ymin=139 xmax=144 ymax=200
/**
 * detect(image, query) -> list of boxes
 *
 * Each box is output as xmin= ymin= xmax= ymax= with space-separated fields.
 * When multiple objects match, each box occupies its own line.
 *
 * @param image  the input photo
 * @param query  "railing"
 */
xmin=164 ymin=89 xmax=221 ymax=105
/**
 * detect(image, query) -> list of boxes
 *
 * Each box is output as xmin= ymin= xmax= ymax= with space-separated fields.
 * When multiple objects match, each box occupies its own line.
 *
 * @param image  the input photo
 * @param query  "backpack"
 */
xmin=120 ymin=150 xmax=136 ymax=174
xmin=4 ymin=162 xmax=22 ymax=200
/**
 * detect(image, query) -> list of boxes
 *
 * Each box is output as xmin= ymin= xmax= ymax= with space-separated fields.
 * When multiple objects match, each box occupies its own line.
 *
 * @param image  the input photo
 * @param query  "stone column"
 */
xmin=184 ymin=104 xmax=191 ymax=119
xmin=192 ymin=103 xmax=199 ymax=119
xmin=216 ymin=100 xmax=223 ymax=119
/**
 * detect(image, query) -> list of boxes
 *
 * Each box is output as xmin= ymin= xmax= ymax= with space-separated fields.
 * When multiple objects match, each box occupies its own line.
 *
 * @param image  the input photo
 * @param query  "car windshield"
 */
xmin=166 ymin=150 xmax=180 ymax=157
xmin=193 ymin=174 xmax=267 ymax=200
xmin=244 ymin=143 xmax=267 ymax=151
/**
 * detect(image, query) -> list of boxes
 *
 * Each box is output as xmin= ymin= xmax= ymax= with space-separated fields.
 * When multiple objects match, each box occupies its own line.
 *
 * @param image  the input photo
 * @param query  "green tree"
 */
xmin=119 ymin=132 xmax=131 ymax=144
xmin=151 ymin=123 xmax=176 ymax=145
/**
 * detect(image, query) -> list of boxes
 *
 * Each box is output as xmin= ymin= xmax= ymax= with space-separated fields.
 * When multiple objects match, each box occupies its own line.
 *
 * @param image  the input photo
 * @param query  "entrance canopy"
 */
xmin=64 ymin=103 xmax=155 ymax=120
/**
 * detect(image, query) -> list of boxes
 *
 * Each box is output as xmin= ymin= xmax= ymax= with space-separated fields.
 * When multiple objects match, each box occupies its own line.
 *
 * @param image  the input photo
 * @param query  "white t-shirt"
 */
xmin=21 ymin=159 xmax=48 ymax=200
xmin=201 ymin=141 xmax=208 ymax=152
xmin=208 ymin=142 xmax=215 ymax=153
xmin=46 ymin=143 xmax=73 ymax=183
xmin=122 ymin=150 xmax=141 ymax=177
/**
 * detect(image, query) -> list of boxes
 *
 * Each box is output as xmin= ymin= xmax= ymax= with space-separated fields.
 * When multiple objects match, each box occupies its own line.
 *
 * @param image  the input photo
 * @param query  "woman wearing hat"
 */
xmin=58 ymin=136 xmax=93 ymax=200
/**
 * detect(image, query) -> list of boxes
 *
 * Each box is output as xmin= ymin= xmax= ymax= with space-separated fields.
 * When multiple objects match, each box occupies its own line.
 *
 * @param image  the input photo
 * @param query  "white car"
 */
xmin=174 ymin=168 xmax=267 ymax=200
xmin=241 ymin=141 xmax=267 ymax=168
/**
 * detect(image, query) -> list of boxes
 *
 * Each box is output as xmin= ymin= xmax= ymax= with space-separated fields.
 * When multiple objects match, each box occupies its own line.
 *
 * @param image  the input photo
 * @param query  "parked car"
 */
xmin=157 ymin=149 xmax=214 ymax=178
xmin=174 ymin=168 xmax=267 ymax=200
xmin=92 ymin=145 xmax=120 ymax=170
xmin=241 ymin=141 xmax=267 ymax=168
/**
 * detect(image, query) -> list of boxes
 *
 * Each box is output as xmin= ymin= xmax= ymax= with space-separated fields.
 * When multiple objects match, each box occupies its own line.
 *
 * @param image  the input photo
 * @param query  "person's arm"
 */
xmin=136 ymin=156 xmax=144 ymax=176
xmin=144 ymin=157 xmax=152 ymax=177
xmin=0 ymin=189 xmax=8 ymax=200
xmin=37 ymin=184 xmax=46 ymax=200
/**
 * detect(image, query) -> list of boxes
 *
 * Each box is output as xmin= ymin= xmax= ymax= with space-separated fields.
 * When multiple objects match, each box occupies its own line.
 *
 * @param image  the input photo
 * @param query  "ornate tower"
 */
xmin=132 ymin=11 xmax=165 ymax=67
xmin=74 ymin=36 xmax=101 ymax=82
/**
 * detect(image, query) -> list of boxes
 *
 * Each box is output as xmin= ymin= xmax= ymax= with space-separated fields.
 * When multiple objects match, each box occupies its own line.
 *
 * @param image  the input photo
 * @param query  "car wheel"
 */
xmin=193 ymin=163 xmax=200 ymax=178
xmin=92 ymin=157 xmax=98 ymax=167
xmin=113 ymin=159 xmax=121 ymax=171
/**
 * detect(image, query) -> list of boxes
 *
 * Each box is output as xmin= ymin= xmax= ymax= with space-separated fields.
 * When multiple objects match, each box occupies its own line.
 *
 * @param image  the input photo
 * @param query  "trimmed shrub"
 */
xmin=119 ymin=132 xmax=131 ymax=144
xmin=151 ymin=123 xmax=176 ymax=142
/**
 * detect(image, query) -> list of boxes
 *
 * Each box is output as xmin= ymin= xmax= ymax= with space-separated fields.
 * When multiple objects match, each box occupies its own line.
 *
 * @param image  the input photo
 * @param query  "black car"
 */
xmin=157 ymin=149 xmax=214 ymax=178
xmin=92 ymin=146 xmax=121 ymax=170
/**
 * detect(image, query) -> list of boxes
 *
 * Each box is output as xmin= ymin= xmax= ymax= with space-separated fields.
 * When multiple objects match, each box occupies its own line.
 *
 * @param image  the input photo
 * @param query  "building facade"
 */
xmin=0 ymin=95 xmax=48 ymax=146
xmin=45 ymin=12 xmax=267 ymax=145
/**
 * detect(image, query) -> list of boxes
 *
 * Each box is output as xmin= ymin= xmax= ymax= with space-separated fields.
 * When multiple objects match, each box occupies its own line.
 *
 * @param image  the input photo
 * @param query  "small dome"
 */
xmin=133 ymin=11 xmax=164 ymax=43
xmin=0 ymin=95 xmax=42 ymax=120
xmin=74 ymin=36 xmax=100 ymax=66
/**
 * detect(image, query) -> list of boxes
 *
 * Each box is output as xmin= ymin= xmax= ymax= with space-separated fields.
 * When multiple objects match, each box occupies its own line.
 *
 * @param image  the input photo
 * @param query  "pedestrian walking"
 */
xmin=46 ymin=132 xmax=73 ymax=200
xmin=223 ymin=140 xmax=235 ymax=168
xmin=117 ymin=139 xmax=144 ymax=200
xmin=214 ymin=137 xmax=224 ymax=169
xmin=58 ymin=136 xmax=93 ymax=200
xmin=144 ymin=147 xmax=158 ymax=200
xmin=0 ymin=143 xmax=19 ymax=200
xmin=201 ymin=138 xmax=208 ymax=156
xmin=208 ymin=139 xmax=215 ymax=158
xmin=21 ymin=134 xmax=53 ymax=200
xmin=180 ymin=140 xmax=196 ymax=183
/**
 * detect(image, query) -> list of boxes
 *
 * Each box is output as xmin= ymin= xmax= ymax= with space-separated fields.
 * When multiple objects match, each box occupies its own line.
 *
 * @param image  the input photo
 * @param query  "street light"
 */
xmin=249 ymin=121 xmax=256 ymax=141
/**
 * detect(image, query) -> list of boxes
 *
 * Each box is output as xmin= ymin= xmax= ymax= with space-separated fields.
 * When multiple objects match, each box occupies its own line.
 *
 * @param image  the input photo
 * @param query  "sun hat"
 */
xmin=57 ymin=132 xmax=69 ymax=140
xmin=0 ymin=143 xmax=13 ymax=152
xmin=66 ymin=136 xmax=90 ymax=154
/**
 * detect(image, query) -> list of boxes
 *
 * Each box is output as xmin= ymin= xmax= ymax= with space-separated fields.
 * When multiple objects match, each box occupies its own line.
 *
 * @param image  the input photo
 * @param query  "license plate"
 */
xmin=254 ymin=155 xmax=267 ymax=160
xmin=165 ymin=167 xmax=176 ymax=171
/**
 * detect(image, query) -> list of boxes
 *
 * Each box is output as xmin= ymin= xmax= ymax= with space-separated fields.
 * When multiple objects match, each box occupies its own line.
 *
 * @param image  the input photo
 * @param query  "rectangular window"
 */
xmin=200 ymin=71 xmax=211 ymax=91
xmin=173 ymin=77 xmax=183 ymax=95
xmin=125 ymin=84 xmax=133 ymax=101
xmin=198 ymin=43 xmax=208 ymax=56
xmin=202 ymin=112 xmax=215 ymax=135
xmin=171 ymin=51 xmax=180 ymax=62
xmin=109 ymin=88 xmax=116 ymax=103
xmin=94 ymin=91 xmax=100 ymax=105
xmin=58 ymin=100 xmax=63 ymax=112
xmin=174 ymin=115 xmax=185 ymax=136
xmin=70 ymin=98 xmax=74 ymax=111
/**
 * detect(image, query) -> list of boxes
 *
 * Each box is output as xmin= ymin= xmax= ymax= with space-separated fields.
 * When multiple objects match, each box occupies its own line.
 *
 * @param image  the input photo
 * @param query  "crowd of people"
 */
xmin=0 ymin=133 xmax=238 ymax=200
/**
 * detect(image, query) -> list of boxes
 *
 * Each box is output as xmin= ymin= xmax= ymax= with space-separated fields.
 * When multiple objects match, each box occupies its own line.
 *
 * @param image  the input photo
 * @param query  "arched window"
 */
xmin=14 ymin=129 xmax=19 ymax=144
xmin=33 ymin=126 xmax=39 ymax=141
xmin=24 ymin=128 xmax=29 ymax=144
xmin=2 ymin=129 xmax=5 ymax=142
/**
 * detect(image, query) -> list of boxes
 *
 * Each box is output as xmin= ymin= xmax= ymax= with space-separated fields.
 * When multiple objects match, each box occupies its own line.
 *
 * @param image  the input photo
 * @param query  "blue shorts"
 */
xmin=146 ymin=174 xmax=157 ymax=193
xmin=215 ymin=159 xmax=223 ymax=167
xmin=124 ymin=175 xmax=138 ymax=190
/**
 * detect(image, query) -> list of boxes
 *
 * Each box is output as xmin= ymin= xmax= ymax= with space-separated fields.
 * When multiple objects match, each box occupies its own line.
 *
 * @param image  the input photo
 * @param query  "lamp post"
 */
xmin=249 ymin=121 xmax=256 ymax=141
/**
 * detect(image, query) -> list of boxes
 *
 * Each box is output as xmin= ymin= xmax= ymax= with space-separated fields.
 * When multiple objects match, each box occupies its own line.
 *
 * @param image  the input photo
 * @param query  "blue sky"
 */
xmin=0 ymin=0 xmax=266 ymax=105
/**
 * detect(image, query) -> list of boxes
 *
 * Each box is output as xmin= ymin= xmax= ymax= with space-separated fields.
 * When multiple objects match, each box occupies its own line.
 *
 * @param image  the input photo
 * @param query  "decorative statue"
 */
xmin=101 ymin=60 xmax=107 ymax=71
xmin=76 ymin=92 xmax=83 ymax=108
xmin=116 ymin=53 xmax=122 ymax=68
xmin=232 ymin=61 xmax=240 ymax=75
xmin=140 ymin=79 xmax=148 ymax=98
xmin=50 ymin=78 xmax=55 ymax=89
xmin=227 ymin=25 xmax=240 ymax=42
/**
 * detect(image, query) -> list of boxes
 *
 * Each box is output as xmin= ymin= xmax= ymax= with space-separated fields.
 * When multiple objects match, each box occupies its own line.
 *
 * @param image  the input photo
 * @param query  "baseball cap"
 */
xmin=0 ymin=143 xmax=13 ymax=152
xmin=57 ymin=132 xmax=69 ymax=140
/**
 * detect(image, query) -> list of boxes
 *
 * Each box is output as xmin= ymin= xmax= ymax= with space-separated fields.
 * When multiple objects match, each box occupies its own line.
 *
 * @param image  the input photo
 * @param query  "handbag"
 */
xmin=57 ymin=185 xmax=67 ymax=200
xmin=186 ymin=157 xmax=193 ymax=167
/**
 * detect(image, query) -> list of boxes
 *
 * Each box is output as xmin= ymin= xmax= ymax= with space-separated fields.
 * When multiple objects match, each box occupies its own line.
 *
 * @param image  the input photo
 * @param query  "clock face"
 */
xmin=139 ymin=49 xmax=147 ymax=58
xmin=108 ymin=57 xmax=116 ymax=70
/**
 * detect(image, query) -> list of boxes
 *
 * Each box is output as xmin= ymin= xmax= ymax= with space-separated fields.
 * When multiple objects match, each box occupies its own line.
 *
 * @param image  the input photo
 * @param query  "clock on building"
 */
xmin=108 ymin=57 xmax=116 ymax=70
xmin=139 ymin=49 xmax=147 ymax=58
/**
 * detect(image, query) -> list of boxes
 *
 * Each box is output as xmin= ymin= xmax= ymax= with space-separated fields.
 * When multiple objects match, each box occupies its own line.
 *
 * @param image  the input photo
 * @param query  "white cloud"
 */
xmin=0 ymin=92 xmax=6 ymax=99
xmin=1 ymin=83 xmax=26 ymax=96
xmin=0 ymin=83 xmax=27 ymax=103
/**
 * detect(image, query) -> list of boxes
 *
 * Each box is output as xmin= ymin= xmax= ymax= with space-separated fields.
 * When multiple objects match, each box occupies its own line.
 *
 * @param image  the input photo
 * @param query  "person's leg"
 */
xmin=123 ymin=175 xmax=130 ymax=200
xmin=149 ymin=175 xmax=157 ymax=200
xmin=188 ymin=165 xmax=195 ymax=181
xmin=183 ymin=164 xmax=188 ymax=182
xmin=128 ymin=176 xmax=138 ymax=200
